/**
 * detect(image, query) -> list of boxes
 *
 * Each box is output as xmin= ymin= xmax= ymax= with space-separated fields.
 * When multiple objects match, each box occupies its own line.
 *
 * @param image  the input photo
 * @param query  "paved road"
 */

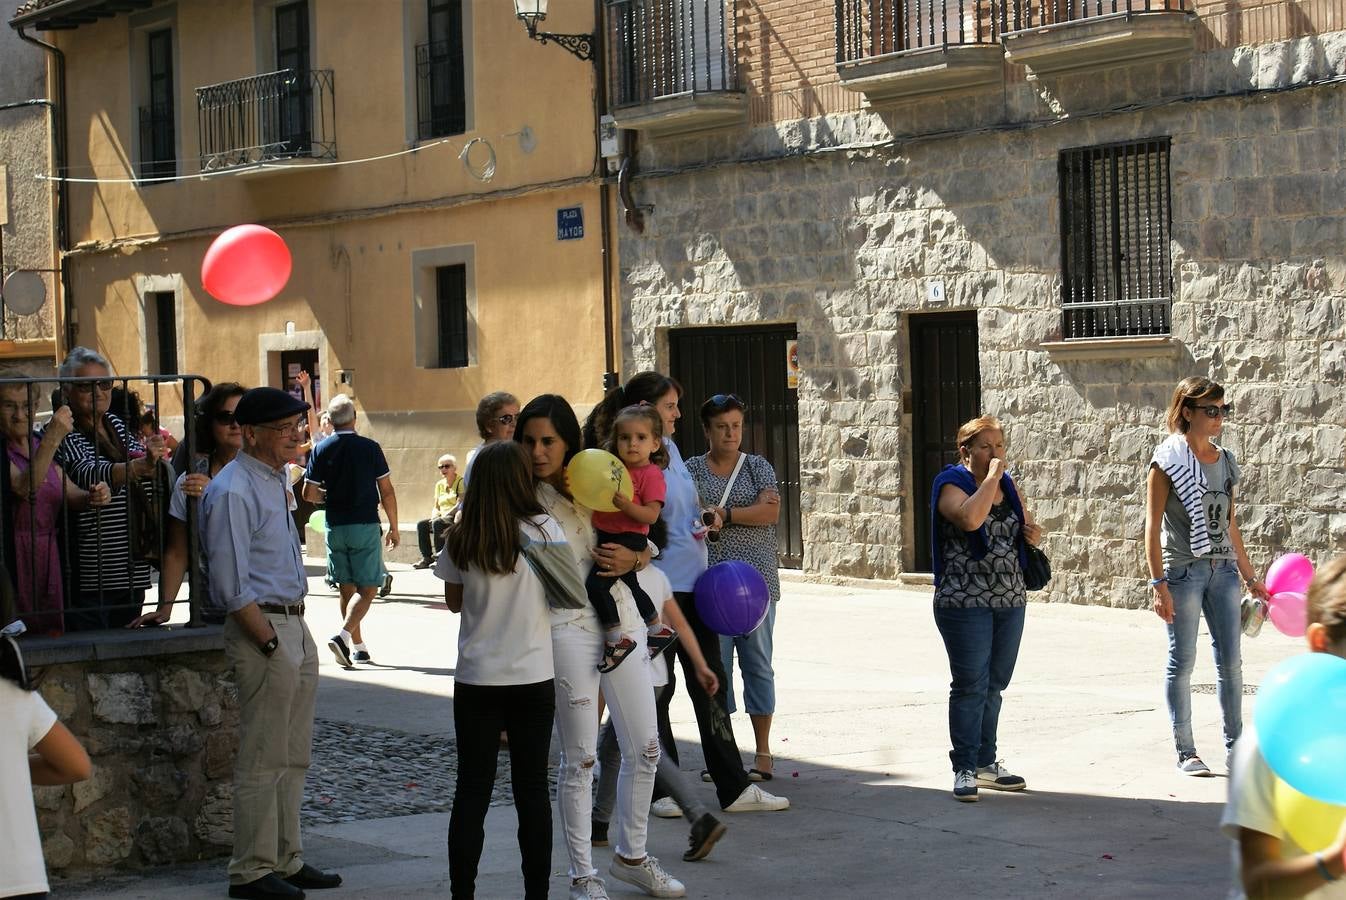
xmin=60 ymin=565 xmax=1301 ymax=898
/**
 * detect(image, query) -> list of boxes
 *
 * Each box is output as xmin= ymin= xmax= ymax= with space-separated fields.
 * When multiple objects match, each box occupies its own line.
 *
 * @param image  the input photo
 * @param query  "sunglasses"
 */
xmin=212 ymin=410 xmax=237 ymax=426
xmin=438 ymin=463 xmax=454 ymax=470
xmin=708 ymin=393 xmax=743 ymax=408
xmin=493 ymin=414 xmax=517 ymax=427
xmin=71 ymin=379 xmax=114 ymax=393
xmin=1187 ymin=402 xmax=1232 ymax=419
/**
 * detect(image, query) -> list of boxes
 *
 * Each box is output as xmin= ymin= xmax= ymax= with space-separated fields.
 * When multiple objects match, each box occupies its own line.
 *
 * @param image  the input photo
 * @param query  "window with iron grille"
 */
xmin=1058 ymin=137 xmax=1172 ymax=339
xmin=436 ymin=264 xmax=469 ymax=369
xmin=417 ymin=0 xmax=466 ymax=139
xmin=139 ymin=28 xmax=175 ymax=180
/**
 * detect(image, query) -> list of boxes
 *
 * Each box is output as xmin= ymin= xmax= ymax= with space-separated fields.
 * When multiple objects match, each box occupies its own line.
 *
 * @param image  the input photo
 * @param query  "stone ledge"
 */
xmin=1040 ymin=335 xmax=1183 ymax=360
xmin=22 ymin=626 xmax=225 ymax=667
xmin=1002 ymin=11 xmax=1197 ymax=76
xmin=611 ymin=91 xmax=748 ymax=138
xmin=837 ymin=44 xmax=1005 ymax=103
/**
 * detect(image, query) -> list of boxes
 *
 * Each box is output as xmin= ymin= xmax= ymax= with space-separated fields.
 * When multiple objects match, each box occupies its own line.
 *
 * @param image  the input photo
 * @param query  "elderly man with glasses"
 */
xmin=413 ymin=454 xmax=463 ymax=569
xmin=201 ymin=387 xmax=341 ymax=900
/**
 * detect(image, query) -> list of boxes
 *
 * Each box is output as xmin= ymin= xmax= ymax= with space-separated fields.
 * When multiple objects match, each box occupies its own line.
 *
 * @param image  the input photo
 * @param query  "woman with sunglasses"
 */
xmin=462 ymin=391 xmax=520 ymax=485
xmin=1146 ymin=377 xmax=1269 ymax=777
xmin=129 ymin=383 xmax=247 ymax=628
xmin=686 ymin=393 xmax=782 ymax=782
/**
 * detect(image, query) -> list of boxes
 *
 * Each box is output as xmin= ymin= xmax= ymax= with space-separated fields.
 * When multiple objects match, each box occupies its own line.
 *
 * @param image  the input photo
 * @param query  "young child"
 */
xmin=588 ymin=404 xmax=677 ymax=673
xmin=1221 ymin=554 xmax=1346 ymax=898
xmin=0 ymin=632 xmax=92 ymax=900
xmin=434 ymin=441 xmax=560 ymax=900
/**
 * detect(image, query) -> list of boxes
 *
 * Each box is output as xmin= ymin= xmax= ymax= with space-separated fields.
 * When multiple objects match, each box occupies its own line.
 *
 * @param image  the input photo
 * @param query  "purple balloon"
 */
xmin=694 ymin=561 xmax=770 ymax=637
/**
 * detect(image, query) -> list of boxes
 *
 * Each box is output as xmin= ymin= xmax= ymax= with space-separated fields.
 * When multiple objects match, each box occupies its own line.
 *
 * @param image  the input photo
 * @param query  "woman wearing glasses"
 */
xmin=1146 ymin=377 xmax=1269 ymax=777
xmin=129 ymin=382 xmax=246 ymax=628
xmin=686 ymin=394 xmax=782 ymax=782
xmin=46 ymin=347 xmax=167 ymax=630
xmin=462 ymin=391 xmax=520 ymax=485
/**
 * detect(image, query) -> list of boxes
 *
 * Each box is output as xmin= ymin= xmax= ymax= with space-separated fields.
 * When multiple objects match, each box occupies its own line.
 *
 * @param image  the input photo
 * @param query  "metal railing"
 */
xmin=196 ymin=68 xmax=336 ymax=171
xmin=606 ymin=0 xmax=740 ymax=107
xmin=0 ymin=375 xmax=210 ymax=638
xmin=836 ymin=0 xmax=999 ymax=61
xmin=138 ymin=103 xmax=176 ymax=180
xmin=416 ymin=40 xmax=466 ymax=140
xmin=1059 ymin=138 xmax=1172 ymax=339
xmin=1004 ymin=0 xmax=1188 ymax=32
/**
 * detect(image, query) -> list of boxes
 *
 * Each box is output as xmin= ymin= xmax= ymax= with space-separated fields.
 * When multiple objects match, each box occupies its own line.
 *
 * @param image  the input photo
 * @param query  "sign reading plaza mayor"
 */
xmin=556 ymin=205 xmax=584 ymax=241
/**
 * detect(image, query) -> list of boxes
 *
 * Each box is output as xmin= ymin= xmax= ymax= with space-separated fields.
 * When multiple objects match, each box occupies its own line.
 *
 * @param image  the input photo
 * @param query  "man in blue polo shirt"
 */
xmin=303 ymin=393 xmax=399 ymax=668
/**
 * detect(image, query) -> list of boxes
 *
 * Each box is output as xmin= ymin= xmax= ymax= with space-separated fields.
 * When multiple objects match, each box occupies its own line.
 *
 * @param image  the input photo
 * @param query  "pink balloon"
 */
xmin=201 ymin=224 xmax=292 ymax=306
xmin=1268 ymin=591 xmax=1308 ymax=637
xmin=1265 ymin=553 xmax=1315 ymax=596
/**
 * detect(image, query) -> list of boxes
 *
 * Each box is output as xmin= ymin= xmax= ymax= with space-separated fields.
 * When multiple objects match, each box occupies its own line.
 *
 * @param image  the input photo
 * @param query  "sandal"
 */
xmin=647 ymin=625 xmax=680 ymax=659
xmin=598 ymin=637 xmax=638 ymax=673
xmin=748 ymin=752 xmax=774 ymax=782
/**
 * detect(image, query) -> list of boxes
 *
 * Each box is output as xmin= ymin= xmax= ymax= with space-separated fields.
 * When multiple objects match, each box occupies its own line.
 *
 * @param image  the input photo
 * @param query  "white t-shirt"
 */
xmin=1 ymin=679 xmax=58 ymax=897
xmin=435 ymin=516 xmax=558 ymax=686
xmin=635 ymin=566 xmax=674 ymax=688
xmin=1220 ymin=727 xmax=1346 ymax=899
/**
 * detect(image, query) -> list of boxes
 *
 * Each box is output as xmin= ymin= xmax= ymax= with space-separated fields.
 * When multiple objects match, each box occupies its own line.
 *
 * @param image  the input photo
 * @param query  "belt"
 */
xmin=258 ymin=603 xmax=305 ymax=616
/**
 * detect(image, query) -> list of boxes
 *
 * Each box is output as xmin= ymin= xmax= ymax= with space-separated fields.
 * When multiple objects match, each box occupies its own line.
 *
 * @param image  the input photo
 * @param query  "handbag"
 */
xmin=1023 ymin=543 xmax=1052 ymax=591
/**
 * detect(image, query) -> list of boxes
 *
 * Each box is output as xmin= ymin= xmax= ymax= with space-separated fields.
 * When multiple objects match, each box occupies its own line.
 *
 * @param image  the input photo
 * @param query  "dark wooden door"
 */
xmin=668 ymin=324 xmax=802 ymax=568
xmin=275 ymin=0 xmax=311 ymax=155
xmin=279 ymin=349 xmax=319 ymax=407
xmin=910 ymin=312 xmax=981 ymax=572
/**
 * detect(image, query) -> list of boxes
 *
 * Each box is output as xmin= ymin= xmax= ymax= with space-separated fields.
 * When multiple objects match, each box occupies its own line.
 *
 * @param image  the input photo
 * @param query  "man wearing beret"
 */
xmin=202 ymin=387 xmax=341 ymax=899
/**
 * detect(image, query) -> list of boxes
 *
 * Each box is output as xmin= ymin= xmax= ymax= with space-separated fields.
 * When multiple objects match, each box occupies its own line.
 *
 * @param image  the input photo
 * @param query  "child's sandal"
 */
xmin=647 ymin=625 xmax=679 ymax=659
xmin=598 ymin=637 xmax=638 ymax=673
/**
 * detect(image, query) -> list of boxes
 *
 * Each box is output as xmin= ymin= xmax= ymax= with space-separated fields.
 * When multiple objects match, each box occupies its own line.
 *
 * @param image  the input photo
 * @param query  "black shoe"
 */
xmin=683 ymin=813 xmax=727 ymax=862
xmin=229 ymin=873 xmax=305 ymax=899
xmin=327 ymin=634 xmax=353 ymax=668
xmin=591 ymin=818 xmax=609 ymax=847
xmin=353 ymin=649 xmax=371 ymax=663
xmin=379 ymin=573 xmax=393 ymax=598
xmin=283 ymin=864 xmax=342 ymax=889
xmin=412 ymin=557 xmax=434 ymax=569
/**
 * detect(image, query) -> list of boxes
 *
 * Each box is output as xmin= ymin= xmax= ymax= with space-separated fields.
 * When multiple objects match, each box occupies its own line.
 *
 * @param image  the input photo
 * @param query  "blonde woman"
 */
xmin=930 ymin=415 xmax=1041 ymax=802
xmin=1145 ymin=377 xmax=1268 ymax=777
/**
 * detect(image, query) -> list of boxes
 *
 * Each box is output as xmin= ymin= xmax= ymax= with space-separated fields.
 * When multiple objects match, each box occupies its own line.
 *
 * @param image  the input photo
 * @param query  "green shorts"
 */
xmin=326 ymin=522 xmax=386 ymax=587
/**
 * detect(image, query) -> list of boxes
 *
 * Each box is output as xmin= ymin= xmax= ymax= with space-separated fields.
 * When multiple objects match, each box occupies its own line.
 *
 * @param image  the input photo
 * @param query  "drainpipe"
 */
xmin=16 ymin=27 xmax=74 ymax=356
xmin=593 ymin=0 xmax=618 ymax=391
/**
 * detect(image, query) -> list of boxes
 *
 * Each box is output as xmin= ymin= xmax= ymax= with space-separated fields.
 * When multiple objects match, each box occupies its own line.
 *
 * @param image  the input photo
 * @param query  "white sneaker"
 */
xmin=608 ymin=856 xmax=685 ymax=898
xmin=570 ymin=875 xmax=610 ymax=900
xmin=723 ymin=783 xmax=789 ymax=813
xmin=975 ymin=760 xmax=1026 ymax=791
xmin=953 ymin=769 xmax=979 ymax=802
xmin=650 ymin=797 xmax=682 ymax=818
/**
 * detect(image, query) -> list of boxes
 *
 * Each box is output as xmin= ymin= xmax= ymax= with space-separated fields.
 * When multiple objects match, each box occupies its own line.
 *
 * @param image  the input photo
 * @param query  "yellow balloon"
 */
xmin=1274 ymin=776 xmax=1346 ymax=851
xmin=565 ymin=449 xmax=634 ymax=513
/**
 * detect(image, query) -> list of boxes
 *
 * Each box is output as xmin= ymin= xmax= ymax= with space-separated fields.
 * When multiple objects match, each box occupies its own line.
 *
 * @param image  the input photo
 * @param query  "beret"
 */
xmin=233 ymin=387 xmax=311 ymax=426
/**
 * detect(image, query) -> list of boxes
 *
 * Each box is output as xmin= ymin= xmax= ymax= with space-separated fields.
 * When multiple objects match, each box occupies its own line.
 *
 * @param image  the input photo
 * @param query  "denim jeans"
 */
xmin=933 ymin=604 xmax=1027 ymax=773
xmin=720 ymin=601 xmax=777 ymax=715
xmin=1164 ymin=558 xmax=1243 ymax=758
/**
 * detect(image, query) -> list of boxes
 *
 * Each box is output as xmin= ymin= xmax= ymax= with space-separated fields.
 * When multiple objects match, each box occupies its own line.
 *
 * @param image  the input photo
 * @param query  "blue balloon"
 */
xmin=693 ymin=561 xmax=769 ymax=637
xmin=1254 ymin=652 xmax=1346 ymax=806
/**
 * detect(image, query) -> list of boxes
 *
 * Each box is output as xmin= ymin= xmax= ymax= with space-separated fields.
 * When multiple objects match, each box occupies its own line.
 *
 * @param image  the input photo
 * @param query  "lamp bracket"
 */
xmin=523 ymin=19 xmax=595 ymax=62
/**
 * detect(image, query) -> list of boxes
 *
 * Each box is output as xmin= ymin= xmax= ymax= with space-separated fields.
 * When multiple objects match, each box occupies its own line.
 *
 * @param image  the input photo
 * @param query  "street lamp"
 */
xmin=513 ymin=0 xmax=595 ymax=62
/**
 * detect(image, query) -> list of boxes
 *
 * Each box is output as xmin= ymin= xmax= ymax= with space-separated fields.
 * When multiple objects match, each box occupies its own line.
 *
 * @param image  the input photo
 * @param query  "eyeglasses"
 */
xmin=1187 ymin=403 xmax=1232 ymax=419
xmin=252 ymin=419 xmax=304 ymax=434
xmin=438 ymin=464 xmax=454 ymax=470
xmin=71 ymin=379 xmax=114 ymax=393
xmin=212 ymin=411 xmax=237 ymax=426
xmin=493 ymin=414 xmax=517 ymax=427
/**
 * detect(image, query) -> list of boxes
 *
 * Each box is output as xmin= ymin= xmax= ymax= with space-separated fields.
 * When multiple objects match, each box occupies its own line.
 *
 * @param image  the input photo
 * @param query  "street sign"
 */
xmin=557 ymin=206 xmax=584 ymax=241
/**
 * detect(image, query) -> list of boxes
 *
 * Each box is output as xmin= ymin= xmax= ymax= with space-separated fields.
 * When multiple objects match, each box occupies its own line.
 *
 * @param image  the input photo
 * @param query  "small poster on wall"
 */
xmin=786 ymin=339 xmax=799 ymax=390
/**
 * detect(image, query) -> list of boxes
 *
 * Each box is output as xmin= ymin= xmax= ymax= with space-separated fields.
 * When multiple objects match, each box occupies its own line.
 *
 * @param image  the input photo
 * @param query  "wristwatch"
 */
xmin=724 ymin=506 xmax=733 ymax=525
xmin=260 ymin=635 xmax=279 ymax=656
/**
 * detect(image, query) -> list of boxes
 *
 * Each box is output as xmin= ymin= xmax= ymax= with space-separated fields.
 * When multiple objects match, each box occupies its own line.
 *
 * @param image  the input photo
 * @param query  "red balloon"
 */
xmin=201 ymin=224 xmax=292 ymax=306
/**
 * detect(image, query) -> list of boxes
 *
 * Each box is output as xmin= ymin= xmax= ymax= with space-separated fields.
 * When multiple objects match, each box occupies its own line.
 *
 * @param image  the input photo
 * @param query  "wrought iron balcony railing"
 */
xmin=836 ymin=0 xmax=999 ymax=61
xmin=1003 ymin=0 xmax=1188 ymax=33
xmin=195 ymin=68 xmax=336 ymax=172
xmin=416 ymin=40 xmax=467 ymax=140
xmin=606 ymin=0 xmax=740 ymax=108
xmin=138 ymin=103 xmax=176 ymax=180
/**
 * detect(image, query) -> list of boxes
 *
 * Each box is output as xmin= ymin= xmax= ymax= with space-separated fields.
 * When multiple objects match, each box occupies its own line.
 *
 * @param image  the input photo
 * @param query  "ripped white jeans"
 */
xmin=552 ymin=619 xmax=659 ymax=879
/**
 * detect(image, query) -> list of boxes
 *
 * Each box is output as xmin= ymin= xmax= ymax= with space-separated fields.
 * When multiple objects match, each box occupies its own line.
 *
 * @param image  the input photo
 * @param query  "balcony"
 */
xmin=1001 ymin=0 xmax=1195 ymax=76
xmin=835 ymin=0 xmax=1004 ymax=102
xmin=605 ymin=0 xmax=747 ymax=138
xmin=416 ymin=40 xmax=467 ymax=140
xmin=138 ymin=103 xmax=175 ymax=181
xmin=195 ymin=68 xmax=336 ymax=175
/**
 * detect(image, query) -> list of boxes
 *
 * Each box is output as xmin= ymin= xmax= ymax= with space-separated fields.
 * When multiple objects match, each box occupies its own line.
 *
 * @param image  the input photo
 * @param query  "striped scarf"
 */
xmin=1151 ymin=434 xmax=1212 ymax=558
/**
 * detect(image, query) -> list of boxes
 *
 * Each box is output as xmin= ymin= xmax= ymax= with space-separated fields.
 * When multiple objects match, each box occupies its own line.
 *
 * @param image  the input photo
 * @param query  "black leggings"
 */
xmin=586 ymin=531 xmax=657 ymax=631
xmin=448 ymin=679 xmax=554 ymax=899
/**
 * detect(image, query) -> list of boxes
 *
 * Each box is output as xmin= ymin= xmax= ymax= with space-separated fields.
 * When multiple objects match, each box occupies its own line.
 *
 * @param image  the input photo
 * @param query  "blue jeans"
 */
xmin=1164 ymin=558 xmax=1243 ymax=758
xmin=933 ymin=604 xmax=1027 ymax=773
xmin=721 ymin=601 xmax=777 ymax=715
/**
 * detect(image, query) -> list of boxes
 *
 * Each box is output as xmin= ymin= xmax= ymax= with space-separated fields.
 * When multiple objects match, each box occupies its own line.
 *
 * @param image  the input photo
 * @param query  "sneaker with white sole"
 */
xmin=1178 ymin=754 xmax=1212 ymax=777
xmin=650 ymin=797 xmax=682 ymax=819
xmin=723 ymin=783 xmax=789 ymax=813
xmin=953 ymin=769 xmax=979 ymax=802
xmin=328 ymin=634 xmax=353 ymax=668
xmin=570 ymin=875 xmax=610 ymax=900
xmin=608 ymin=856 xmax=685 ymax=898
xmin=975 ymin=760 xmax=1026 ymax=791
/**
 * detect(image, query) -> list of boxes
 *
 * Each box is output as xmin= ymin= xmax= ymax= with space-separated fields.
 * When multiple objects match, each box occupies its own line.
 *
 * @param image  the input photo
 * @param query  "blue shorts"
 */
xmin=326 ymin=522 xmax=385 ymax=587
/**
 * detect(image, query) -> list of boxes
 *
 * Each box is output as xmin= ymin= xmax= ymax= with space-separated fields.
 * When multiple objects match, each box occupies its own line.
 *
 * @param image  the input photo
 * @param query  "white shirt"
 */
xmin=1221 ymin=727 xmax=1346 ymax=899
xmin=535 ymin=481 xmax=642 ymax=634
xmin=0 ymin=680 xmax=58 ymax=897
xmin=634 ymin=566 xmax=674 ymax=688
xmin=435 ymin=516 xmax=558 ymax=686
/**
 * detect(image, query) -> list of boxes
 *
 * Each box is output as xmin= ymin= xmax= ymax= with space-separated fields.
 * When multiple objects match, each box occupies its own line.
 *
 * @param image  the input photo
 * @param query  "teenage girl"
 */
xmin=588 ymin=404 xmax=678 ymax=673
xmin=1 ymin=633 xmax=91 ymax=900
xmin=435 ymin=441 xmax=558 ymax=899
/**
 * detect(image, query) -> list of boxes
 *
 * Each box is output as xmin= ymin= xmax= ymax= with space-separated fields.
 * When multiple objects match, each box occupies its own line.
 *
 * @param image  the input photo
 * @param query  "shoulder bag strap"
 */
xmin=717 ymin=452 xmax=747 ymax=509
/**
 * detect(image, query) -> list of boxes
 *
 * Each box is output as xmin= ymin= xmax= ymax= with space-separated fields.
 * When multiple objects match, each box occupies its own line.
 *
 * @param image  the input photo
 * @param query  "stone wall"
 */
xmin=28 ymin=634 xmax=235 ymax=873
xmin=619 ymin=37 xmax=1346 ymax=606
